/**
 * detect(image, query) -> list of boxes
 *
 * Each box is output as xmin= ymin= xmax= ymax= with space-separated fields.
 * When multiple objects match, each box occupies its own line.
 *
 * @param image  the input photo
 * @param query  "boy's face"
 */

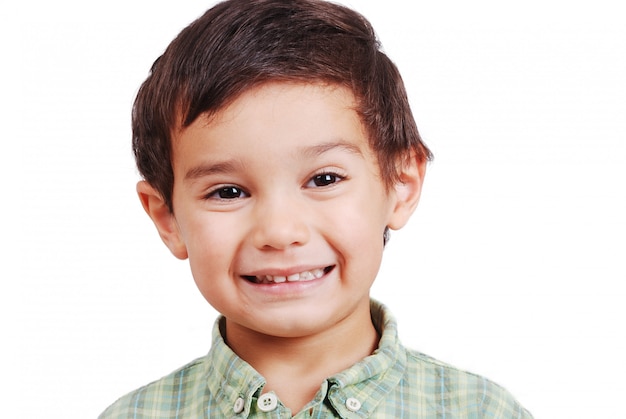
xmin=141 ymin=82 xmax=423 ymax=339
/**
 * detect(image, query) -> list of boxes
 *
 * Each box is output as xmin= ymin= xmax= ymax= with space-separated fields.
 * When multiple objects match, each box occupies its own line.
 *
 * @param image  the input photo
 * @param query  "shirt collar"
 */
xmin=204 ymin=318 xmax=265 ymax=417
xmin=203 ymin=300 xmax=406 ymax=418
xmin=325 ymin=300 xmax=407 ymax=417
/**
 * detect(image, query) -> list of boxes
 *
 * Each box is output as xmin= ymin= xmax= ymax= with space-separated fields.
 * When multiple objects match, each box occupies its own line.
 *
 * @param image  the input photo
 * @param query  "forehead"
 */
xmin=204 ymin=81 xmax=359 ymax=128
xmin=171 ymin=82 xmax=371 ymax=162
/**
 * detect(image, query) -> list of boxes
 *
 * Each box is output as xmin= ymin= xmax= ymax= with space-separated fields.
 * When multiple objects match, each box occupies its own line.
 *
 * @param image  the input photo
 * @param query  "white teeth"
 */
xmin=254 ymin=268 xmax=328 ymax=284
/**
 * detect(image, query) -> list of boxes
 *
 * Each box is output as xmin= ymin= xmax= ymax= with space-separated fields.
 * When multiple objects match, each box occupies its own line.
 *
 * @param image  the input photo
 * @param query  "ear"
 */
xmin=387 ymin=152 xmax=427 ymax=230
xmin=136 ymin=181 xmax=188 ymax=260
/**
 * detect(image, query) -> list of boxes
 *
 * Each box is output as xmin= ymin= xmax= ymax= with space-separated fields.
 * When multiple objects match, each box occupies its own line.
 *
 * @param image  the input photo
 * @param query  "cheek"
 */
xmin=323 ymin=199 xmax=386 ymax=269
xmin=185 ymin=226 xmax=240 ymax=312
xmin=330 ymin=190 xmax=390 ymax=239
xmin=181 ymin=213 xmax=238 ymax=278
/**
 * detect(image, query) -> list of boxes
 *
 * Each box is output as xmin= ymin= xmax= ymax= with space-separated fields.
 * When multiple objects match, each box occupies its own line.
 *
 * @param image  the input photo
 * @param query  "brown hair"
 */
xmin=133 ymin=0 xmax=432 ymax=211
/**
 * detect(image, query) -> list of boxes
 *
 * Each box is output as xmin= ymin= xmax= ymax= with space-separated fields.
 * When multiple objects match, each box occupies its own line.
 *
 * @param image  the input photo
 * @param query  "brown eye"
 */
xmin=312 ymin=173 xmax=338 ymax=187
xmin=217 ymin=186 xmax=243 ymax=199
xmin=207 ymin=186 xmax=247 ymax=200
xmin=306 ymin=171 xmax=346 ymax=189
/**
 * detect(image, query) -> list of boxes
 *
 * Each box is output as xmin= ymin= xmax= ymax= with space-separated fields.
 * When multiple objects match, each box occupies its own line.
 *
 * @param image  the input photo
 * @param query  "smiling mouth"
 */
xmin=243 ymin=266 xmax=334 ymax=284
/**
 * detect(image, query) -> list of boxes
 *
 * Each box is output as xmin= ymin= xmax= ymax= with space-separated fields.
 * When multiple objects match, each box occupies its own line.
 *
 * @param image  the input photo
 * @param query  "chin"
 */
xmin=242 ymin=311 xmax=339 ymax=339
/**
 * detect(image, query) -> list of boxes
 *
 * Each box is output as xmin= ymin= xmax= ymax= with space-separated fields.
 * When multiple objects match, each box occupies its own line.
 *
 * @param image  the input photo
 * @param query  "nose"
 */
xmin=251 ymin=195 xmax=311 ymax=250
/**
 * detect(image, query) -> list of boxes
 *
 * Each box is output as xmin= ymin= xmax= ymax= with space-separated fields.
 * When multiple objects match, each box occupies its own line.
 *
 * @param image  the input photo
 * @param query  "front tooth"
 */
xmin=287 ymin=273 xmax=300 ymax=282
xmin=255 ymin=269 xmax=328 ymax=284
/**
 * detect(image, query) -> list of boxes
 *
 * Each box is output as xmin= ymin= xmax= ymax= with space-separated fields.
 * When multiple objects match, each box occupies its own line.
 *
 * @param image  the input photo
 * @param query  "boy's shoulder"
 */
xmin=402 ymin=347 xmax=532 ymax=418
xmin=98 ymin=356 xmax=209 ymax=419
xmin=371 ymin=301 xmax=531 ymax=416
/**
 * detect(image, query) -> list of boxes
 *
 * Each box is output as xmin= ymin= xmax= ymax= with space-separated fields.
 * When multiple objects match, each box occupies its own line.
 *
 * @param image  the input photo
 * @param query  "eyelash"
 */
xmin=203 ymin=171 xmax=346 ymax=201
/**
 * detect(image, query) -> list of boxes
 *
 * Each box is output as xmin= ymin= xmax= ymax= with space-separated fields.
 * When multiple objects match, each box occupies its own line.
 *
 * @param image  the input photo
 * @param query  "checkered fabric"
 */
xmin=100 ymin=301 xmax=532 ymax=418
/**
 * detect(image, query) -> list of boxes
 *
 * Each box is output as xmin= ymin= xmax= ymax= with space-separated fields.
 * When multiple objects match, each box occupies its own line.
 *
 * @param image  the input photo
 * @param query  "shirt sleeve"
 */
xmin=479 ymin=377 xmax=533 ymax=418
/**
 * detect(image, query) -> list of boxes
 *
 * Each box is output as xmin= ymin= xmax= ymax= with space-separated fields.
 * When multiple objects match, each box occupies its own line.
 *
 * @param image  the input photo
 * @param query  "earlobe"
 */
xmin=387 ymin=153 xmax=427 ymax=230
xmin=136 ymin=181 xmax=188 ymax=260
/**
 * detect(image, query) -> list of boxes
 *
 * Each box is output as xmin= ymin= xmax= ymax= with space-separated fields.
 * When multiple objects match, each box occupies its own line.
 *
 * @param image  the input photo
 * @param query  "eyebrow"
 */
xmin=184 ymin=140 xmax=364 ymax=181
xmin=300 ymin=141 xmax=364 ymax=159
xmin=184 ymin=160 xmax=242 ymax=181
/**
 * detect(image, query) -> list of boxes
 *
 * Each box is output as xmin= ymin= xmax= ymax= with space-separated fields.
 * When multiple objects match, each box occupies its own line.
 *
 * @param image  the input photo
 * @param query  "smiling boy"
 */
xmin=100 ymin=0 xmax=531 ymax=417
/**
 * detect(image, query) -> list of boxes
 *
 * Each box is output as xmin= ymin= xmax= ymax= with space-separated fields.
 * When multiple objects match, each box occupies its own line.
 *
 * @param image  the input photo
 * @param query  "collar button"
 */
xmin=257 ymin=392 xmax=278 ymax=412
xmin=346 ymin=397 xmax=362 ymax=412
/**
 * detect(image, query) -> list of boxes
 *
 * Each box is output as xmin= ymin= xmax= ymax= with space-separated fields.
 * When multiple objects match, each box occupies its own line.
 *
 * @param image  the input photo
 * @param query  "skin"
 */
xmin=138 ymin=82 xmax=426 ymax=413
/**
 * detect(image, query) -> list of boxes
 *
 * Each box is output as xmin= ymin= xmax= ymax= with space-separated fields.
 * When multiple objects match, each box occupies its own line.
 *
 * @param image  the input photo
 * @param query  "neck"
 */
xmin=224 ymin=301 xmax=379 ymax=413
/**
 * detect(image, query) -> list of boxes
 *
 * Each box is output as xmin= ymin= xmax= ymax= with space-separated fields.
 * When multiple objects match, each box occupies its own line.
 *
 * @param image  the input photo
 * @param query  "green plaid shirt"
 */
xmin=100 ymin=301 xmax=532 ymax=418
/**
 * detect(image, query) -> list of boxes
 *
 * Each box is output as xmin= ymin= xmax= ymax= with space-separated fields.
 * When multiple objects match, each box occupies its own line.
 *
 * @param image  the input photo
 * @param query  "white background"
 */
xmin=8 ymin=0 xmax=625 ymax=417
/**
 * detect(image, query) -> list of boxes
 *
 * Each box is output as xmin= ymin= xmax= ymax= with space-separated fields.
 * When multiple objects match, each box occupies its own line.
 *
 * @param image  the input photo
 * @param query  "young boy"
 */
xmin=101 ymin=0 xmax=532 ymax=417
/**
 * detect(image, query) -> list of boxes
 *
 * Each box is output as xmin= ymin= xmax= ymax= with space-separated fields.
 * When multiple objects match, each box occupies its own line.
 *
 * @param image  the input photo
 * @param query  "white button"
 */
xmin=345 ymin=397 xmax=361 ymax=412
xmin=233 ymin=397 xmax=245 ymax=414
xmin=257 ymin=392 xmax=278 ymax=412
